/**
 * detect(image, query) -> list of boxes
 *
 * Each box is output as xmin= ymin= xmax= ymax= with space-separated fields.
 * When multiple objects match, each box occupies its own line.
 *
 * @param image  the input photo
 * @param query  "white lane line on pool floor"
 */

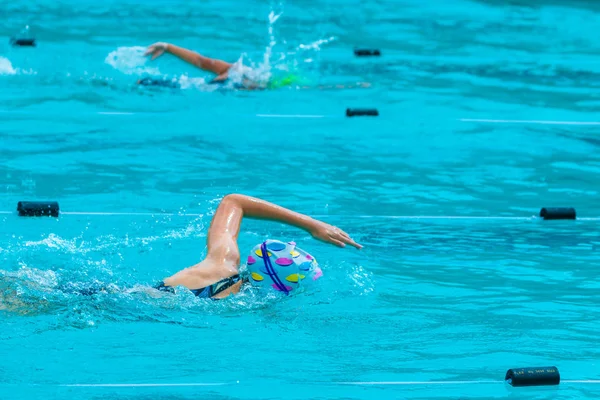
xmin=2 ymin=110 xmax=600 ymax=124
xmin=96 ymin=112 xmax=135 ymax=115
xmin=60 ymin=211 xmax=203 ymax=217
xmin=256 ymin=114 xmax=327 ymax=118
xmin=327 ymin=215 xmax=533 ymax=220
xmin=61 ymin=383 xmax=232 ymax=387
xmin=338 ymin=380 xmax=500 ymax=385
xmin=460 ymin=118 xmax=600 ymax=126
xmin=339 ymin=380 xmax=600 ymax=385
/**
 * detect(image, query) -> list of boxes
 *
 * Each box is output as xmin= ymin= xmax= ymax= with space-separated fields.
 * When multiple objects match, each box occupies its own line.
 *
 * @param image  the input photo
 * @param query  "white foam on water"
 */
xmin=104 ymin=46 xmax=161 ymax=76
xmin=0 ymin=266 xmax=59 ymax=288
xmin=176 ymin=75 xmax=214 ymax=91
xmin=0 ymin=57 xmax=17 ymax=75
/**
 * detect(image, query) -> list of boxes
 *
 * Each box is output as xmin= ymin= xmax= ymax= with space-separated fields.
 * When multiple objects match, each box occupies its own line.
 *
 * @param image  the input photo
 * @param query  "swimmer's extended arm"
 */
xmin=145 ymin=42 xmax=232 ymax=75
xmin=206 ymin=194 xmax=361 ymax=265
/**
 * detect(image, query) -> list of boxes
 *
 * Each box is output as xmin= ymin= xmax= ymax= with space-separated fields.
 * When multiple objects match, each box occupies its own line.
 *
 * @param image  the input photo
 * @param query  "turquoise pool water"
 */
xmin=2 ymin=0 xmax=600 ymax=398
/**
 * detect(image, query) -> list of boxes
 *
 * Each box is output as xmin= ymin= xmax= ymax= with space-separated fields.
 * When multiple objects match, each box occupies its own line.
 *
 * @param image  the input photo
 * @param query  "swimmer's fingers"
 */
xmin=331 ymin=235 xmax=362 ymax=249
xmin=311 ymin=222 xmax=362 ymax=249
xmin=144 ymin=43 xmax=166 ymax=60
xmin=337 ymin=228 xmax=351 ymax=239
xmin=329 ymin=238 xmax=346 ymax=248
xmin=335 ymin=228 xmax=362 ymax=249
xmin=340 ymin=235 xmax=363 ymax=249
xmin=147 ymin=48 xmax=165 ymax=60
xmin=151 ymin=49 xmax=165 ymax=60
xmin=315 ymin=233 xmax=348 ymax=249
xmin=144 ymin=44 xmax=157 ymax=56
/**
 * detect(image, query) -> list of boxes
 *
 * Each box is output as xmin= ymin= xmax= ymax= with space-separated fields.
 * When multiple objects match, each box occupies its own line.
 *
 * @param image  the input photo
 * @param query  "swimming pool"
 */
xmin=2 ymin=0 xmax=600 ymax=398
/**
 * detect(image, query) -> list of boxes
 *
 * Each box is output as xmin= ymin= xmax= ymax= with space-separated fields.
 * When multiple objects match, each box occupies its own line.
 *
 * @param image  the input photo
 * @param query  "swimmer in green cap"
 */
xmin=144 ymin=42 xmax=371 ymax=91
xmin=145 ymin=41 xmax=271 ymax=89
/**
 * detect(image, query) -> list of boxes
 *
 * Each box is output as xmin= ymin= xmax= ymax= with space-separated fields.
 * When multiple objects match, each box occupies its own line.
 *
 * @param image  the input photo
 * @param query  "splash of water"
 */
xmin=223 ymin=10 xmax=284 ymax=89
xmin=24 ymin=233 xmax=83 ymax=253
xmin=0 ymin=265 xmax=59 ymax=288
xmin=21 ymin=217 xmax=206 ymax=256
xmin=235 ymin=9 xmax=336 ymax=86
xmin=297 ymin=36 xmax=336 ymax=52
xmin=263 ymin=10 xmax=282 ymax=75
xmin=0 ymin=216 xmax=209 ymax=324
xmin=176 ymin=74 xmax=217 ymax=91
xmin=0 ymin=57 xmax=17 ymax=75
xmin=104 ymin=46 xmax=161 ymax=76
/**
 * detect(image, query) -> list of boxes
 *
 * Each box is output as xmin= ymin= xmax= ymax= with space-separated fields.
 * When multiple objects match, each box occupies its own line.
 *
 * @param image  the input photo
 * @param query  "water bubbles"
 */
xmin=347 ymin=264 xmax=375 ymax=296
xmin=268 ymin=11 xmax=281 ymax=24
xmin=20 ymin=25 xmax=31 ymax=39
xmin=297 ymin=37 xmax=336 ymax=51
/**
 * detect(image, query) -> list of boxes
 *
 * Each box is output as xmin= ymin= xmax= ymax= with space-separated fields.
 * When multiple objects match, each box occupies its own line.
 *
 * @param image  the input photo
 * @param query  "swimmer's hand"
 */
xmin=145 ymin=42 xmax=169 ymax=60
xmin=310 ymin=221 xmax=362 ymax=249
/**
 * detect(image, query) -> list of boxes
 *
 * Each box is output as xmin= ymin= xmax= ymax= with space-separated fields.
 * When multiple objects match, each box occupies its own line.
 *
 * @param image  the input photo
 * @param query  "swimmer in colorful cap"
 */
xmin=142 ymin=42 xmax=371 ymax=91
xmin=143 ymin=42 xmax=288 ymax=90
xmin=156 ymin=194 xmax=362 ymax=299
xmin=0 ymin=194 xmax=359 ymax=313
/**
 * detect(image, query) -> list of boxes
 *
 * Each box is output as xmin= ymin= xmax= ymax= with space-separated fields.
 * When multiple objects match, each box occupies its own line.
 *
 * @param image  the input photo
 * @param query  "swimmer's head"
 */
xmin=246 ymin=239 xmax=322 ymax=294
xmin=267 ymin=74 xmax=309 ymax=89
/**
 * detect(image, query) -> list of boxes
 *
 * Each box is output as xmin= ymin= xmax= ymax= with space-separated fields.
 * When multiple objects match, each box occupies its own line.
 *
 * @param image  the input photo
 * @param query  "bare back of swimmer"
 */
xmin=159 ymin=194 xmax=362 ymax=299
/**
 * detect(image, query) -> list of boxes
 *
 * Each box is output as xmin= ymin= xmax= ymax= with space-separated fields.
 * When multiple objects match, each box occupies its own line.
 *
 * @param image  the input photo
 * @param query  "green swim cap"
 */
xmin=268 ymin=74 xmax=309 ymax=89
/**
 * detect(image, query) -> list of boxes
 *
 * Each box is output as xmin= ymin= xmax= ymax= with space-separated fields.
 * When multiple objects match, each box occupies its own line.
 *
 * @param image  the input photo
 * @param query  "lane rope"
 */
xmin=51 ymin=379 xmax=600 ymax=388
xmin=2 ymin=210 xmax=600 ymax=220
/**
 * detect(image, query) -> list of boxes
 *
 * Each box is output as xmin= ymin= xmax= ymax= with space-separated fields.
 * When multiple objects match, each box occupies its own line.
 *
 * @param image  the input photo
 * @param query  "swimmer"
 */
xmin=141 ymin=42 xmax=372 ymax=91
xmin=0 ymin=194 xmax=361 ymax=314
xmin=156 ymin=194 xmax=362 ymax=299
xmin=143 ymin=42 xmax=263 ymax=89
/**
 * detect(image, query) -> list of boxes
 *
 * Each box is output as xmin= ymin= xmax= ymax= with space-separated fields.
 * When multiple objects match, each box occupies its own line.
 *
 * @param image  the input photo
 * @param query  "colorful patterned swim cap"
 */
xmin=246 ymin=239 xmax=323 ymax=294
